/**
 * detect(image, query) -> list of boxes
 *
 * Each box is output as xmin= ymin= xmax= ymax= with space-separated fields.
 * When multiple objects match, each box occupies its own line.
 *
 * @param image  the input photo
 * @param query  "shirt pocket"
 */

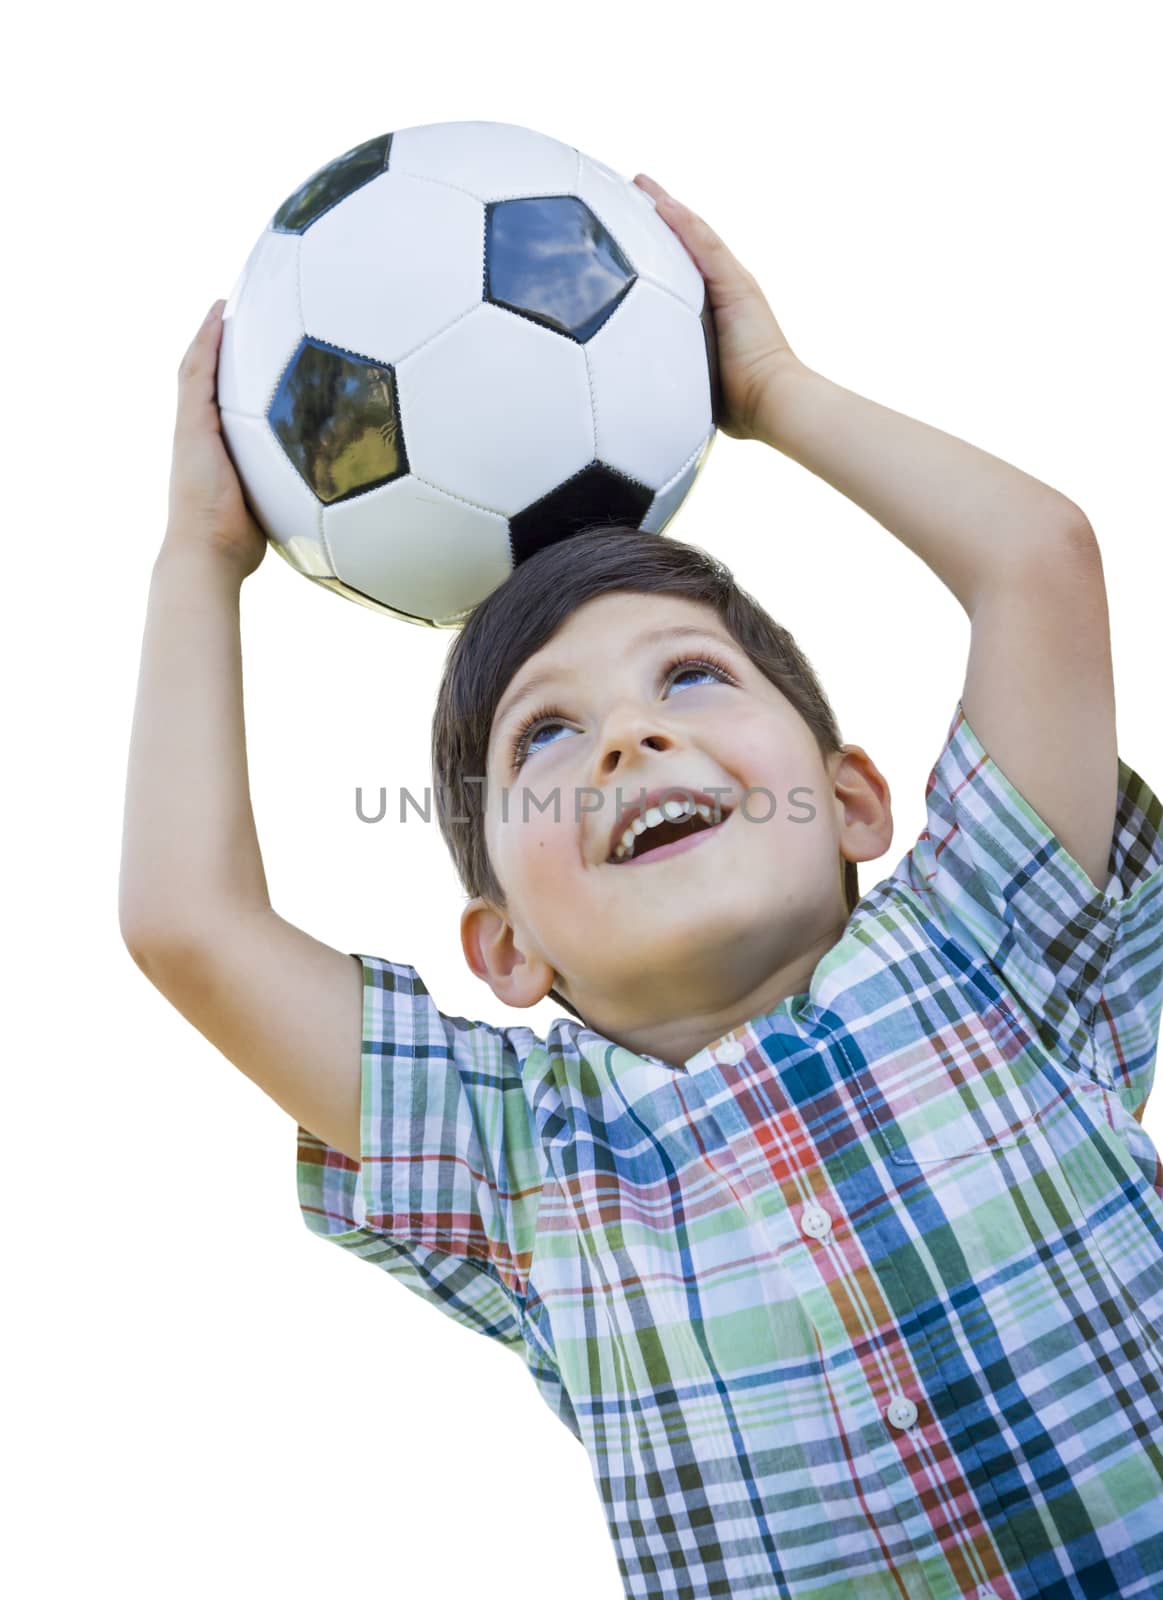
xmin=851 ymin=998 xmax=1045 ymax=1167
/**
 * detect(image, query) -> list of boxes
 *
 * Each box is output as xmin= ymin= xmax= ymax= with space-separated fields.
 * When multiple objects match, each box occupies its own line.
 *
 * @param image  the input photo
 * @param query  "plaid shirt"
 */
xmin=298 ymin=698 xmax=1163 ymax=1599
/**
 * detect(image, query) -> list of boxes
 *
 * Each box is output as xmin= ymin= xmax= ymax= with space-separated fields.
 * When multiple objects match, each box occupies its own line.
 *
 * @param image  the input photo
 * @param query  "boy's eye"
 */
xmin=508 ymin=657 xmax=732 ymax=772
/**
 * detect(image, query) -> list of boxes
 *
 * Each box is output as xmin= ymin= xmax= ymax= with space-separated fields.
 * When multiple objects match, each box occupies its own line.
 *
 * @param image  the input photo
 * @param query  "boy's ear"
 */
xmin=831 ymin=744 xmax=895 ymax=864
xmin=460 ymin=896 xmax=559 ymax=1009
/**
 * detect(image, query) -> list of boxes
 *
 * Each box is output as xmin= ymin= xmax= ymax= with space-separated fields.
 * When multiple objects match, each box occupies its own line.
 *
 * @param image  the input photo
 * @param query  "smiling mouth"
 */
xmin=606 ymin=810 xmax=731 ymax=866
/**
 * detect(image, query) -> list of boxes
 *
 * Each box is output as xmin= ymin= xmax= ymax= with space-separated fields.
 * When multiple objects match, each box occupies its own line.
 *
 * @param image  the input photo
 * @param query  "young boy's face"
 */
xmin=462 ymin=590 xmax=892 ymax=1065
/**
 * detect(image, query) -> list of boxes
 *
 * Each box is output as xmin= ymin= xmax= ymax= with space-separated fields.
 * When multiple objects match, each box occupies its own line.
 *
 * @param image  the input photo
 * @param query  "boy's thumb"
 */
xmin=643 ymin=190 xmax=755 ymax=304
xmin=175 ymin=302 xmax=224 ymax=426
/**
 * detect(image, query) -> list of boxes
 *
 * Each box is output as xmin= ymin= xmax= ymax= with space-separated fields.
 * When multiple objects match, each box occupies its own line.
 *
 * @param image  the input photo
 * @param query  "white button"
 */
xmin=885 ymin=1395 xmax=917 ymax=1430
xmin=800 ymin=1203 xmax=833 ymax=1240
xmin=715 ymin=1039 xmax=745 ymax=1064
xmin=979 ymin=1590 xmax=1000 ymax=1599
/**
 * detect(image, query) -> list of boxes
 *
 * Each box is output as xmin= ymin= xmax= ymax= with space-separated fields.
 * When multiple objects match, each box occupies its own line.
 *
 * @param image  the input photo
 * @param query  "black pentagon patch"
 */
xmin=508 ymin=463 xmax=653 ymax=565
xmin=272 ymin=132 xmax=394 ymax=234
xmin=268 ymin=336 xmax=408 ymax=505
xmin=485 ymin=196 xmax=636 ymax=343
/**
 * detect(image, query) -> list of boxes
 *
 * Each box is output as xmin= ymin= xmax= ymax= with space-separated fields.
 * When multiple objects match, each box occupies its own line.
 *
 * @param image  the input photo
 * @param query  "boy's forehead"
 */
xmin=527 ymin=592 xmax=729 ymax=670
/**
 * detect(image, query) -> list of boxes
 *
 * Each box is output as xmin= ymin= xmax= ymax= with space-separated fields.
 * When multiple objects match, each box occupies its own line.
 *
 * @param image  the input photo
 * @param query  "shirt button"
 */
xmin=800 ymin=1203 xmax=833 ymax=1240
xmin=885 ymin=1395 xmax=918 ymax=1430
xmin=715 ymin=1039 xmax=745 ymax=1064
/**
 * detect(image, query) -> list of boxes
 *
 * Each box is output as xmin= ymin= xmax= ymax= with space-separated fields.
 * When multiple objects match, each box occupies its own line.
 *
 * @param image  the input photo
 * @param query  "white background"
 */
xmin=6 ymin=3 xmax=1160 ymax=1595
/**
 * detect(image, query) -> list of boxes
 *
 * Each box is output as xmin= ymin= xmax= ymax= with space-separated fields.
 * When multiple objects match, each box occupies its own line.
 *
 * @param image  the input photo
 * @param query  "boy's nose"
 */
xmin=592 ymin=705 xmax=681 ymax=776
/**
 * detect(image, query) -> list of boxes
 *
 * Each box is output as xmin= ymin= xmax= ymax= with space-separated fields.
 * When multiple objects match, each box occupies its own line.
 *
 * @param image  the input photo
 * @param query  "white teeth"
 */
xmin=609 ymin=799 xmax=720 ymax=862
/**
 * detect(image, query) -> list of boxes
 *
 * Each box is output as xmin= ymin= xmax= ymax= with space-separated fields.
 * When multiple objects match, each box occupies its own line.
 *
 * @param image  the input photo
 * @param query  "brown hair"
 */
xmin=431 ymin=524 xmax=860 ymax=1020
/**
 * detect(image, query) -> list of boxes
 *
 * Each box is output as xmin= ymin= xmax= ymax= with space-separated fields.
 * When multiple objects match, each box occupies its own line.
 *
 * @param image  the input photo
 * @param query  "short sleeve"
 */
xmin=295 ymin=954 xmax=546 ymax=1351
xmin=887 ymin=698 xmax=1163 ymax=1116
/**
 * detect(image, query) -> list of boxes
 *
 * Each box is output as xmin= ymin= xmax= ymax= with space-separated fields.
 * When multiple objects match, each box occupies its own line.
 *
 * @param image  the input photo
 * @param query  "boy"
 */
xmin=121 ymin=174 xmax=1163 ymax=1599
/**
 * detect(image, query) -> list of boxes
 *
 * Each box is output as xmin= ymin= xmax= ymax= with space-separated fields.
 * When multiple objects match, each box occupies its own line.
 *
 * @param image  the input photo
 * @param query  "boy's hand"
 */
xmin=165 ymin=301 xmax=267 ymax=578
xmin=633 ymin=174 xmax=801 ymax=443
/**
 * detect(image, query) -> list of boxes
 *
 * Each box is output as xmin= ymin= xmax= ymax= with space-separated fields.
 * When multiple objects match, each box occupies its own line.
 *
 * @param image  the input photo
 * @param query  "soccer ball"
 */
xmin=217 ymin=121 xmax=722 ymax=629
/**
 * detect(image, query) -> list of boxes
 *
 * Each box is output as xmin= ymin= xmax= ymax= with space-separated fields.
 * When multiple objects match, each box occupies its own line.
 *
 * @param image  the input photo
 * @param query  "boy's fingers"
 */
xmin=633 ymin=177 xmax=753 ymax=303
xmin=179 ymin=302 xmax=224 ymax=370
xmin=175 ymin=301 xmax=225 ymax=429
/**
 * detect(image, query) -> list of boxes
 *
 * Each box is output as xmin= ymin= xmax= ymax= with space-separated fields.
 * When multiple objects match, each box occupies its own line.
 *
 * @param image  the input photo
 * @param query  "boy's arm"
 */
xmin=121 ymin=304 xmax=272 ymax=942
xmin=754 ymin=360 xmax=1095 ymax=619
xmin=119 ymin=542 xmax=270 ymax=939
xmin=756 ymin=361 xmax=1116 ymax=901
xmin=122 ymin=298 xmax=369 ymax=1162
xmin=119 ymin=543 xmax=366 ymax=1162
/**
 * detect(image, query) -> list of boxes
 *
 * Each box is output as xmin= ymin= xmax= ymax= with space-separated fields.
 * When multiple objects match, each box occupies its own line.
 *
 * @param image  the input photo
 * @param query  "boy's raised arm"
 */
xmin=120 ymin=300 xmax=274 ymax=945
xmin=118 ymin=540 xmax=270 ymax=945
xmin=119 ymin=303 xmax=365 ymax=1162
xmin=632 ymin=176 xmax=1092 ymax=615
xmin=120 ymin=300 xmax=273 ymax=945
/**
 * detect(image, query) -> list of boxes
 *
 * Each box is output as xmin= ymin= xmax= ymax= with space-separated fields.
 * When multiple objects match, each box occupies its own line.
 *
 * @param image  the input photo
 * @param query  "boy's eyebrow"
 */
xmin=494 ymin=624 xmax=738 ymax=734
